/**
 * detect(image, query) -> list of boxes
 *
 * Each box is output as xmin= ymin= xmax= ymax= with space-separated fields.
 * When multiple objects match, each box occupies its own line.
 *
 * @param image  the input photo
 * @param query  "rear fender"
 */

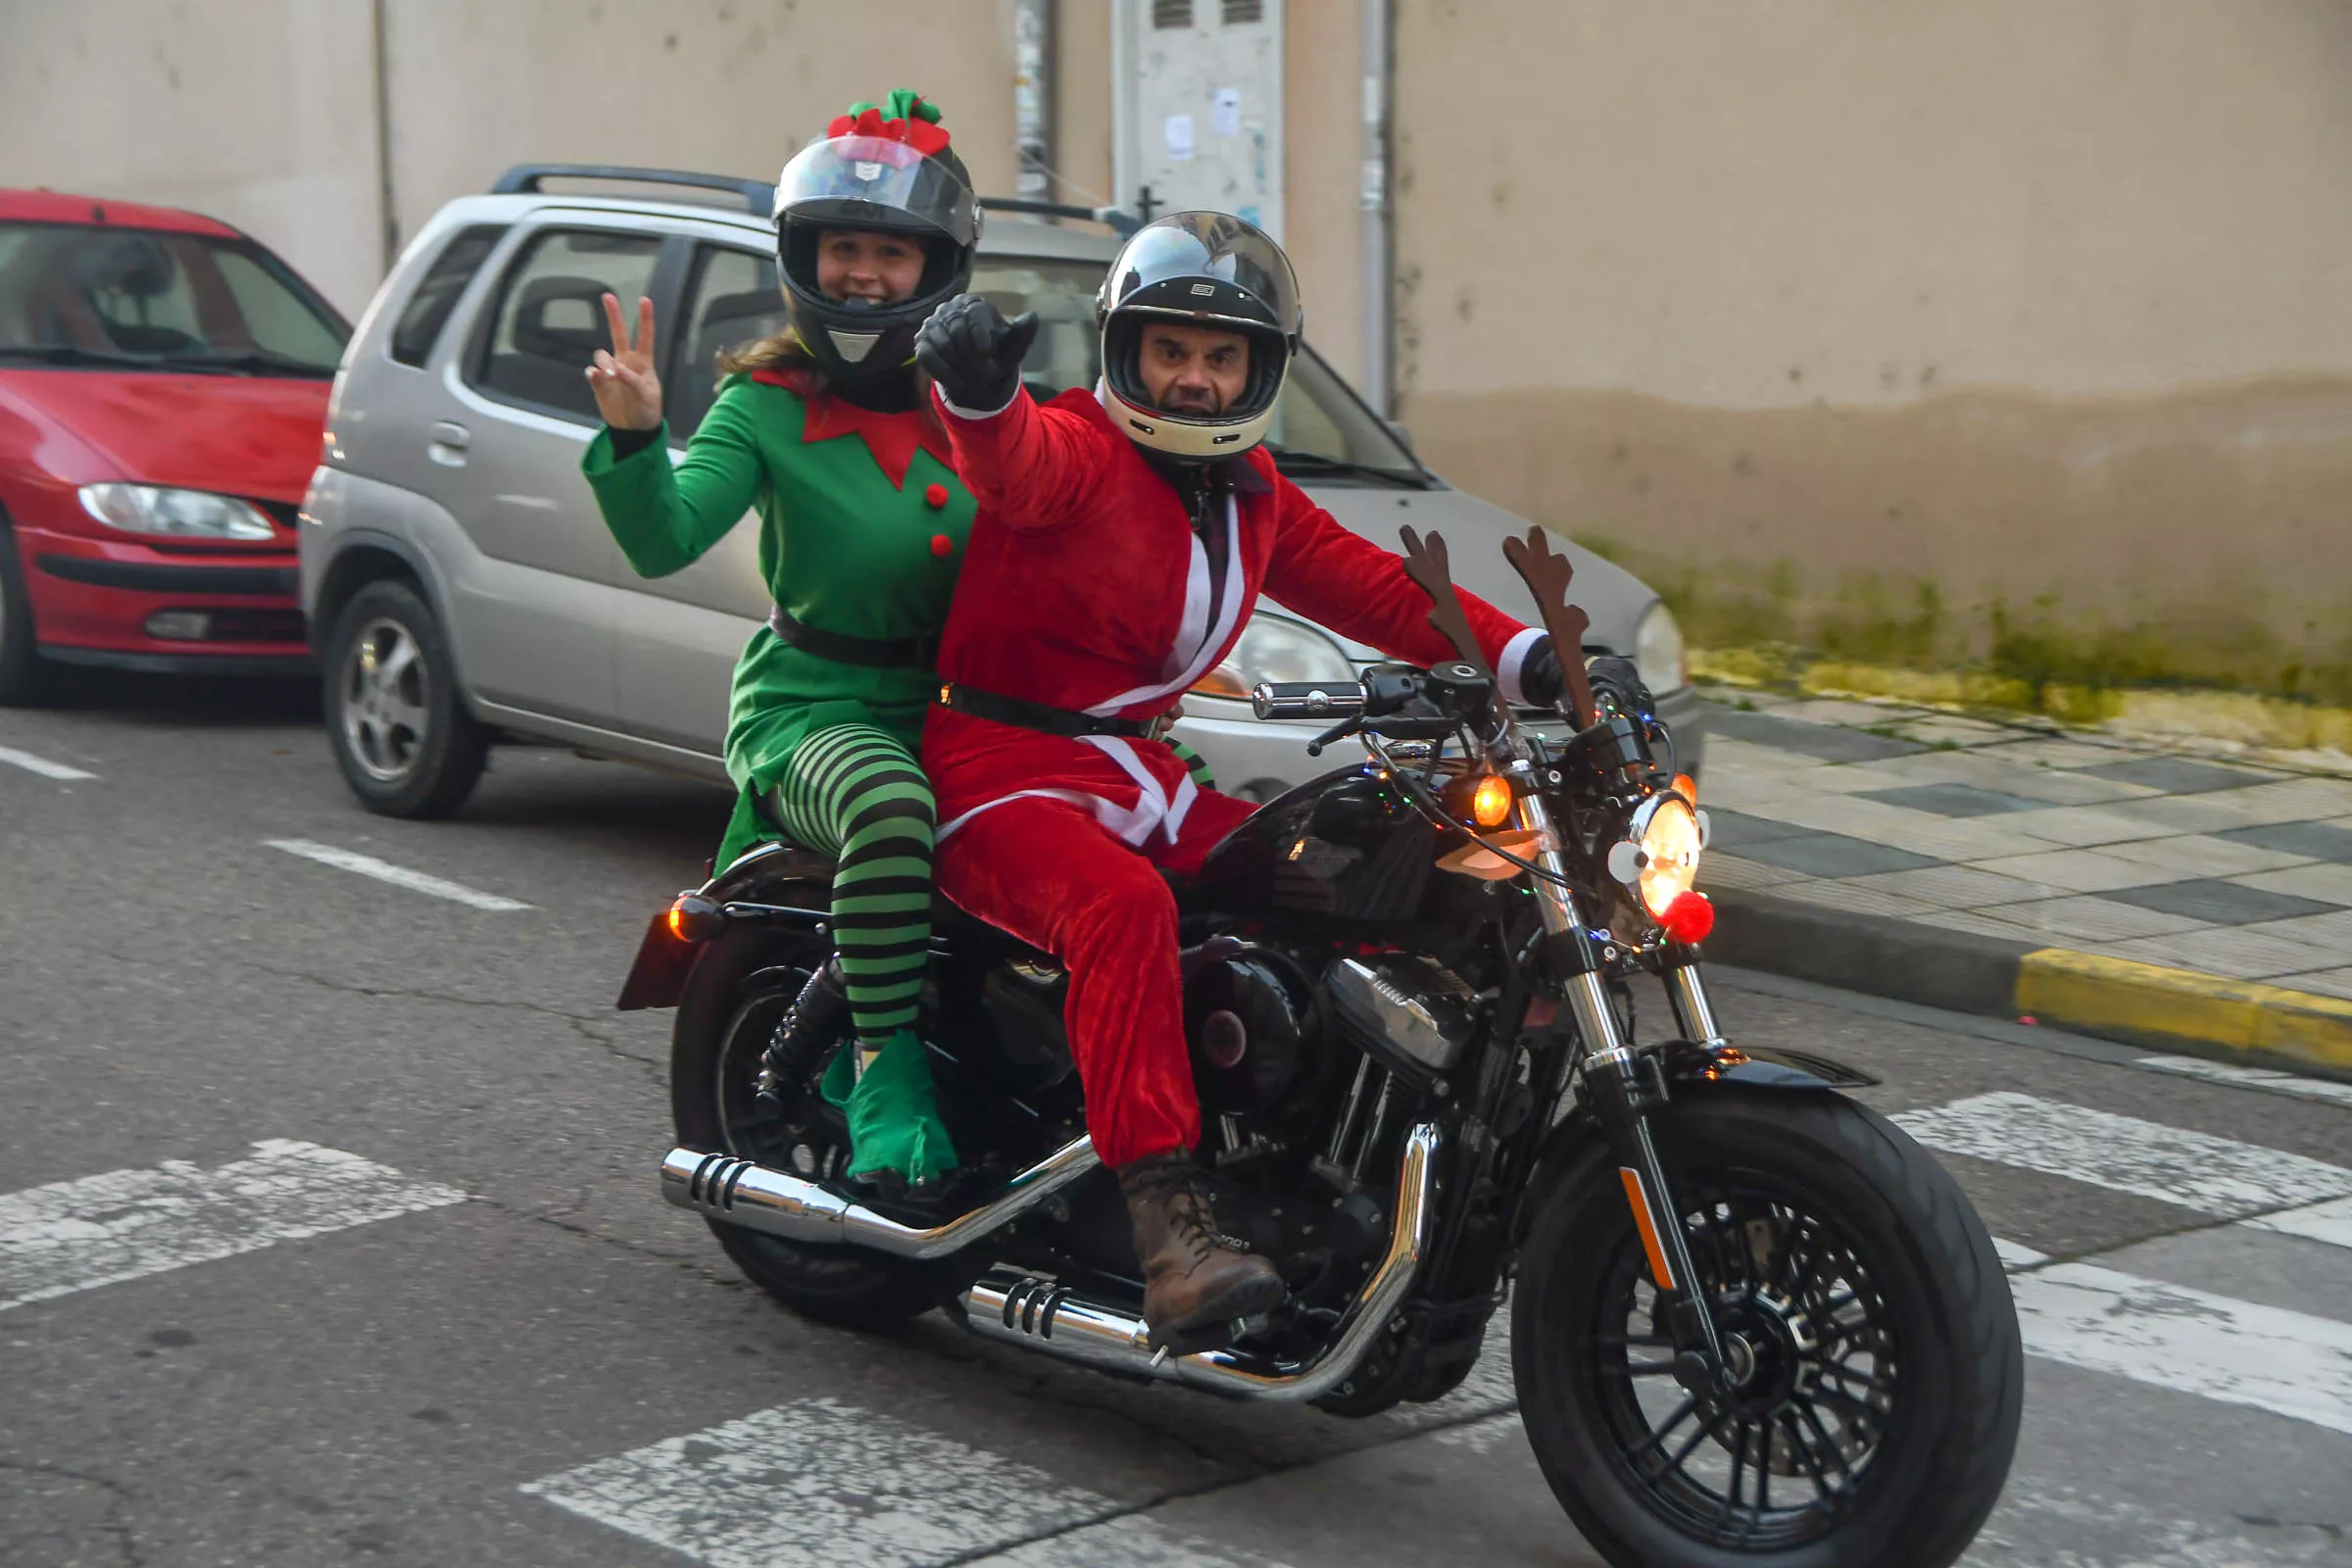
xmin=615 ymin=842 xmax=836 ymax=1011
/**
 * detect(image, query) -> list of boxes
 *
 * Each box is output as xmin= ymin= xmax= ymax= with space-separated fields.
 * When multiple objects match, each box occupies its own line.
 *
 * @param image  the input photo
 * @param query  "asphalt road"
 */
xmin=4 ymin=671 xmax=2349 ymax=1568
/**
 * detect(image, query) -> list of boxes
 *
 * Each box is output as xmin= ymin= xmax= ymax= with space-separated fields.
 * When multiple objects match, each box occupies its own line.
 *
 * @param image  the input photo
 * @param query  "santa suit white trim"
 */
xmin=934 ymin=733 xmax=1198 ymax=848
xmin=1085 ymin=494 xmax=1245 ymax=717
xmin=1495 ymin=625 xmax=1547 ymax=708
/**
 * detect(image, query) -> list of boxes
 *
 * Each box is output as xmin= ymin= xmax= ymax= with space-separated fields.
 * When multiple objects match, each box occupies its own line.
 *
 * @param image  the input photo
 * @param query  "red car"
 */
xmin=0 ymin=188 xmax=351 ymax=701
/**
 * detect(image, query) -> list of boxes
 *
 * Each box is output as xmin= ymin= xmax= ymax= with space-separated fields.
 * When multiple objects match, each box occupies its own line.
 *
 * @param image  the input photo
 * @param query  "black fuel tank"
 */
xmin=1188 ymin=764 xmax=1437 ymax=920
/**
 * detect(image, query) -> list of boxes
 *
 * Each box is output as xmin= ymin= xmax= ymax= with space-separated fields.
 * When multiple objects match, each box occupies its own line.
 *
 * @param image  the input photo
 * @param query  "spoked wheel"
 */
xmin=670 ymin=919 xmax=938 ymax=1326
xmin=1514 ymin=1092 xmax=2021 ymax=1568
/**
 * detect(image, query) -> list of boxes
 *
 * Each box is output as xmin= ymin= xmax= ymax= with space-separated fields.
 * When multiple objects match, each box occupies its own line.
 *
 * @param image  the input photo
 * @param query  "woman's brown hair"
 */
xmin=712 ymin=322 xmax=950 ymax=442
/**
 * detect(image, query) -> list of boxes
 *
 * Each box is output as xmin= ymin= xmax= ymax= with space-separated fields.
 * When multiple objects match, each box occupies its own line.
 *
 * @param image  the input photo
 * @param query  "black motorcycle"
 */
xmin=619 ymin=528 xmax=2022 ymax=1568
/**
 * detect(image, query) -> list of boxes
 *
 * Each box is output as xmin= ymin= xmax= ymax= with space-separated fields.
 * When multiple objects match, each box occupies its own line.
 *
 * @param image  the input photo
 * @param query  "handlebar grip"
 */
xmin=1251 ymin=680 xmax=1367 ymax=721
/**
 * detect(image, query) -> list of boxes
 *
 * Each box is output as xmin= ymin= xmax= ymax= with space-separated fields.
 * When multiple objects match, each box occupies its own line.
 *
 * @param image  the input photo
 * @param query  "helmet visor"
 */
xmin=1103 ymin=212 xmax=1300 ymax=337
xmin=773 ymin=135 xmax=977 ymax=248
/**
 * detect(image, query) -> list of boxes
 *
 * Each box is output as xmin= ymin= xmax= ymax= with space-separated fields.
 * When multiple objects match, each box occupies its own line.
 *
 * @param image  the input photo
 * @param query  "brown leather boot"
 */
xmin=1118 ymin=1151 xmax=1285 ymax=1347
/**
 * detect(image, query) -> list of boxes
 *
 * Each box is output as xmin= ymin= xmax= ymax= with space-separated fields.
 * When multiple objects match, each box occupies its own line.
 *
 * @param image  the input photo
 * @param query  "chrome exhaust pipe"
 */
xmin=960 ymin=1123 xmax=1440 ymax=1402
xmin=660 ymin=1134 xmax=1100 ymax=1259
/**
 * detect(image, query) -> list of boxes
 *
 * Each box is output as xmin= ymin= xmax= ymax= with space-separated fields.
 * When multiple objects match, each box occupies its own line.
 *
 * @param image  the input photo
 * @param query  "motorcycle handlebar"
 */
xmin=1251 ymin=680 xmax=1367 ymax=721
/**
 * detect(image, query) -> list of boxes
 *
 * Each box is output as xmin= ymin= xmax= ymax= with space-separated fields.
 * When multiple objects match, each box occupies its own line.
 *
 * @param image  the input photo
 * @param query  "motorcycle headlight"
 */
xmin=1194 ymin=614 xmax=1356 ymax=701
xmin=1634 ymin=602 xmax=1687 ymax=694
xmin=79 ymin=484 xmax=276 ymax=542
xmin=1620 ymin=794 xmax=1704 ymax=920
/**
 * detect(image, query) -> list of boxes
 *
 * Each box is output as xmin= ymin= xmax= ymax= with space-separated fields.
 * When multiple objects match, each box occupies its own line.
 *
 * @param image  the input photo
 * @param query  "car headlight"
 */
xmin=1634 ymin=602 xmax=1687 ymax=694
xmin=78 ymin=484 xmax=275 ymax=542
xmin=1193 ymin=614 xmax=1355 ymax=701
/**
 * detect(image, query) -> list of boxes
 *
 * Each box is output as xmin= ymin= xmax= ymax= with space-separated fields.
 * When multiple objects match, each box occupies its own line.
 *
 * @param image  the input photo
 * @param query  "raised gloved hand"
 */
xmin=915 ymin=293 xmax=1041 ymax=414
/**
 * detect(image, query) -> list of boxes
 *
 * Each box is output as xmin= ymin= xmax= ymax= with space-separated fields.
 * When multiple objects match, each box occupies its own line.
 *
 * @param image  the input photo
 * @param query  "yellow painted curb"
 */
xmin=2016 ymin=949 xmax=2352 ymax=1078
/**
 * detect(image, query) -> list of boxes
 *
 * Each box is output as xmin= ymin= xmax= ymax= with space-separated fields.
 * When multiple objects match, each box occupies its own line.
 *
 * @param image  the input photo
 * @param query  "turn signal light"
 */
xmin=1673 ymin=772 xmax=1698 ymax=806
xmin=1471 ymin=773 xmax=1514 ymax=828
xmin=666 ymin=893 xmax=726 ymax=943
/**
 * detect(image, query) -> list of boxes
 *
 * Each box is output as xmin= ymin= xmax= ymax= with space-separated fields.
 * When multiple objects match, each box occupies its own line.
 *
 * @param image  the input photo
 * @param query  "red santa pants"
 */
xmin=935 ymin=790 xmax=1259 ymax=1168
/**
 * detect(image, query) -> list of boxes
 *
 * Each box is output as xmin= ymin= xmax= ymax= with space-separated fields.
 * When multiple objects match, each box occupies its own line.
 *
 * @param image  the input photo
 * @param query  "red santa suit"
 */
xmin=926 ymin=384 xmax=1543 ymax=1167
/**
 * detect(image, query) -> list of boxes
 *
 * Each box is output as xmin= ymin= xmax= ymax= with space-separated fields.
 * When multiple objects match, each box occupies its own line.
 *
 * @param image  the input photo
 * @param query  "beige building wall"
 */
xmin=1390 ymin=0 xmax=2352 ymax=675
xmin=2 ymin=1 xmax=1022 ymax=319
xmin=0 ymin=0 xmax=385 ymax=317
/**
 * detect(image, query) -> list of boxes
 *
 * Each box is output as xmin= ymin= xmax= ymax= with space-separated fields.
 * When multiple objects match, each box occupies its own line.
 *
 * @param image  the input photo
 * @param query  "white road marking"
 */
xmin=1891 ymin=1090 xmax=2352 ymax=1219
xmin=2007 ymin=1260 xmax=2352 ymax=1436
xmin=265 ymin=839 xmax=531 ymax=911
xmin=0 ymin=744 xmax=97 ymax=781
xmin=1993 ymin=1237 xmax=2049 ymax=1272
xmin=522 ymin=1396 xmax=1284 ymax=1568
xmin=0 ymin=1141 xmax=466 ymax=1311
xmin=2133 ymin=1053 xmax=2352 ymax=1110
xmin=2242 ymin=1194 xmax=2352 ymax=1251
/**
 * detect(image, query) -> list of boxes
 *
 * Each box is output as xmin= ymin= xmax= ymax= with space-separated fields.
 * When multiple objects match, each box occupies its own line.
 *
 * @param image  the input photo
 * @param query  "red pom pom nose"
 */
xmin=1661 ymin=890 xmax=1714 ymax=946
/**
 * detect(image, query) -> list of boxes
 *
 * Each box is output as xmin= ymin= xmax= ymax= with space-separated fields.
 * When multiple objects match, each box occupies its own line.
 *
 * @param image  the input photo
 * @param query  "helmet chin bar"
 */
xmin=828 ymin=329 xmax=881 ymax=364
xmin=1101 ymin=377 xmax=1279 ymax=462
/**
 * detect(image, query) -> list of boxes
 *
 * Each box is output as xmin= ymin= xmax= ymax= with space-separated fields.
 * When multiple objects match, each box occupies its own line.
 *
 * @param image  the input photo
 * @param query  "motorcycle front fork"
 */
xmin=1513 ymin=785 xmax=1735 ymax=1396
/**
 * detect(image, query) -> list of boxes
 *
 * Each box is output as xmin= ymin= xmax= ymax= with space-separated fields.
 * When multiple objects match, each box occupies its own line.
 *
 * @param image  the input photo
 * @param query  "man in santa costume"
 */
xmin=914 ymin=212 xmax=1570 ymax=1345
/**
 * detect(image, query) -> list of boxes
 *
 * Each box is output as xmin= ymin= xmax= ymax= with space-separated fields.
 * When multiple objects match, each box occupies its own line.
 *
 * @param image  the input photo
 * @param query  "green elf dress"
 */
xmin=583 ymin=367 xmax=970 ymax=1184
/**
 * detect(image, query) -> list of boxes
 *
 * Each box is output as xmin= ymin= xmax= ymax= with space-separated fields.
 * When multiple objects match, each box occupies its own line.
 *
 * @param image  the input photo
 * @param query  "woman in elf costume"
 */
xmin=580 ymin=91 xmax=975 ymax=1190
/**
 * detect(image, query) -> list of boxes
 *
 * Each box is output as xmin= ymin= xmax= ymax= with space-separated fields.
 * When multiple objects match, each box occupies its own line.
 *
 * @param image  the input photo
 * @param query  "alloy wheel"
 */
xmin=339 ymin=615 xmax=430 ymax=783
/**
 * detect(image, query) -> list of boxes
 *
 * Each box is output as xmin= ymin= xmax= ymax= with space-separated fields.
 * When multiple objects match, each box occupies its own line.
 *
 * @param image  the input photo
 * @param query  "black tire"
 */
xmin=321 ymin=578 xmax=487 ymax=817
xmin=0 ymin=517 xmax=51 ymax=707
xmin=670 ymin=916 xmax=939 ymax=1328
xmin=1513 ymin=1090 xmax=2022 ymax=1568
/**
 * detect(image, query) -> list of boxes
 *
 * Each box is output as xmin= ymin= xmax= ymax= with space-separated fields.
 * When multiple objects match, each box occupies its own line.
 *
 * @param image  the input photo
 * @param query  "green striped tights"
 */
xmin=765 ymin=723 xmax=954 ymax=1185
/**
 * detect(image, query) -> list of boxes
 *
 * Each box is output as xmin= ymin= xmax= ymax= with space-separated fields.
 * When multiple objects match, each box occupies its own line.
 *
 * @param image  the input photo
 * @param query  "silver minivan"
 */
xmin=299 ymin=167 xmax=1702 ymax=817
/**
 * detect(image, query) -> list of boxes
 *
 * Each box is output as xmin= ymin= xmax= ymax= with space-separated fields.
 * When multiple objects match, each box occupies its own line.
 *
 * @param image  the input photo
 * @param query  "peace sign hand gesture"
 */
xmin=586 ymin=293 xmax=663 ymax=431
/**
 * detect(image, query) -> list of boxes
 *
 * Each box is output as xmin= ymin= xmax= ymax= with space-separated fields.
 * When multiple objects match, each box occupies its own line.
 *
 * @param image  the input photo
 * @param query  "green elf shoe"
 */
xmin=822 ymin=1031 xmax=957 ymax=1187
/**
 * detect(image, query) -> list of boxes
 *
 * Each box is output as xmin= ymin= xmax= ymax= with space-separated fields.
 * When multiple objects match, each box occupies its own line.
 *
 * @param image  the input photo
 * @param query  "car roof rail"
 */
xmin=489 ymin=164 xmax=775 ymax=217
xmin=980 ymin=197 xmax=1140 ymax=237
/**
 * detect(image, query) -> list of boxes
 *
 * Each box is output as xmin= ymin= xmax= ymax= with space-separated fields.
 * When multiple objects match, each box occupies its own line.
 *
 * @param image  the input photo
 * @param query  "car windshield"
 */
xmin=972 ymin=254 xmax=1426 ymax=485
xmin=0 ymin=220 xmax=351 ymax=376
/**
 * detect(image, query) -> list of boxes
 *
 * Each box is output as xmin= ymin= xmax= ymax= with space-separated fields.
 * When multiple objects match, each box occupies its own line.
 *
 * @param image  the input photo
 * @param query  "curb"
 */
xmin=1704 ymin=889 xmax=2352 ymax=1083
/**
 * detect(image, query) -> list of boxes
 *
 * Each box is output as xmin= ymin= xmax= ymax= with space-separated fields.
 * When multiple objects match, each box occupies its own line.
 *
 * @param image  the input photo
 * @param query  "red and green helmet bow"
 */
xmin=827 ymin=88 xmax=952 ymax=158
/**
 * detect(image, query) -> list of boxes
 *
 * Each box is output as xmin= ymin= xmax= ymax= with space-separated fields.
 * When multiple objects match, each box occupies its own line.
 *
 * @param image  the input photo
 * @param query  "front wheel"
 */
xmin=321 ymin=578 xmax=488 ymax=817
xmin=1513 ymin=1091 xmax=2021 ymax=1568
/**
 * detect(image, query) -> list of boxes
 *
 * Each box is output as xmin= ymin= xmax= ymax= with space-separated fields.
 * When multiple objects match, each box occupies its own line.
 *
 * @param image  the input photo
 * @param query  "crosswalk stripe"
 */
xmin=2006 ymin=1260 xmax=2352 ymax=1436
xmin=2132 ymin=1053 xmax=2352 ymax=1110
xmin=0 ymin=743 xmax=97 ymax=781
xmin=1891 ymin=1090 xmax=2352 ymax=1219
xmin=2241 ymin=1194 xmax=2352 ymax=1250
xmin=265 ymin=839 xmax=532 ymax=911
xmin=0 ymin=1141 xmax=467 ymax=1312
xmin=520 ymin=1396 xmax=1286 ymax=1568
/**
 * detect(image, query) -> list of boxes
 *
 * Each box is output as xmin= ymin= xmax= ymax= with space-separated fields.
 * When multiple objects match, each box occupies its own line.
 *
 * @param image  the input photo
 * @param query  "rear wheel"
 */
xmin=0 ymin=518 xmax=51 ymax=707
xmin=322 ymin=578 xmax=488 ymax=817
xmin=1513 ymin=1092 xmax=2021 ymax=1568
xmin=670 ymin=917 xmax=939 ymax=1327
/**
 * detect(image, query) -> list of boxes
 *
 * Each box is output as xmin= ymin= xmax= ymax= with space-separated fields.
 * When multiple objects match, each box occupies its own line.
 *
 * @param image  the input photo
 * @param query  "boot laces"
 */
xmin=1164 ymin=1169 xmax=1248 ymax=1261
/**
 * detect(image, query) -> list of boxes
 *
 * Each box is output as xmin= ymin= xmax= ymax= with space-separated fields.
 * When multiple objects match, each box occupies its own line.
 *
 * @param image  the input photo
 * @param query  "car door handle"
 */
xmin=427 ymin=421 xmax=471 ymax=466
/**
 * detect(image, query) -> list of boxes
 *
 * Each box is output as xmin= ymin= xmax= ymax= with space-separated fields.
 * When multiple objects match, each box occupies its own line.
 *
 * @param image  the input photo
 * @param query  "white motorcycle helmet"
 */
xmin=1096 ymin=211 xmax=1301 ymax=462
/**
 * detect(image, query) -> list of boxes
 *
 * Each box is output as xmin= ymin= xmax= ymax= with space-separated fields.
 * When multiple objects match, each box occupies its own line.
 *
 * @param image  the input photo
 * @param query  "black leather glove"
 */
xmin=1517 ymin=634 xmax=1566 ymax=710
xmin=915 ymin=294 xmax=1041 ymax=414
xmin=1586 ymin=655 xmax=1656 ymax=721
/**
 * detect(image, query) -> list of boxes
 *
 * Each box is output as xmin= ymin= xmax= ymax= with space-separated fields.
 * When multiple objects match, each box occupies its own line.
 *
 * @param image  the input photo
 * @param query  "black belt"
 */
xmin=937 ymin=682 xmax=1152 ymax=739
xmin=767 ymin=607 xmax=937 ymax=669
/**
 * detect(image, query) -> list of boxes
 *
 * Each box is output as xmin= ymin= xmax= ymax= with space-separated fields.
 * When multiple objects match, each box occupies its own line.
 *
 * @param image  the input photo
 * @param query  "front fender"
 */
xmin=1510 ymin=1040 xmax=1872 ymax=1243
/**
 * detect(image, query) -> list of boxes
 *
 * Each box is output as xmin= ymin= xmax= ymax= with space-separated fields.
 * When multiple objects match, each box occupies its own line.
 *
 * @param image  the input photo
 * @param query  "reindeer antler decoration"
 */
xmin=1500 ymin=525 xmax=1598 ymax=728
xmin=1396 ymin=525 xmax=1491 ymax=677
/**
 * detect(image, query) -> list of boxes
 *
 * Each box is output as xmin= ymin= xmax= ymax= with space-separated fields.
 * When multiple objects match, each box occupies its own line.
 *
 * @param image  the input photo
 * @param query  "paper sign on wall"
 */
xmin=1212 ymin=87 xmax=1242 ymax=137
xmin=1164 ymin=114 xmax=1196 ymax=161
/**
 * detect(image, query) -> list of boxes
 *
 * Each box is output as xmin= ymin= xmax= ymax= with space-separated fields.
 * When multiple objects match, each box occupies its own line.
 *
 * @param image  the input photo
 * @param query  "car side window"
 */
xmin=670 ymin=245 xmax=788 ymax=440
xmin=470 ymin=227 xmax=662 ymax=423
xmin=389 ymin=224 xmax=507 ymax=368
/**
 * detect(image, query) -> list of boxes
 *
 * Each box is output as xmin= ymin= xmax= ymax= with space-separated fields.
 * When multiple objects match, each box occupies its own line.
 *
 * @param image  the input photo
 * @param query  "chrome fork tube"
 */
xmin=1511 ymin=788 xmax=1627 ymax=1061
xmin=1666 ymin=965 xmax=1729 ymax=1047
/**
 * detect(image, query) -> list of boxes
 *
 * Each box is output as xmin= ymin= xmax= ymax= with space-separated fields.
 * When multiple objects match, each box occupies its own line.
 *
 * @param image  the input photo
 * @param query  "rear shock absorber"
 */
xmin=754 ymin=956 xmax=851 ymax=1112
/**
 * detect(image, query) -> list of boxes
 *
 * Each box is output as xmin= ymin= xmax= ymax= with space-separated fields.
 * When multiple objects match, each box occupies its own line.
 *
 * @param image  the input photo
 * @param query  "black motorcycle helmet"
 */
xmin=772 ymin=93 xmax=979 ymax=387
xmin=1097 ymin=211 xmax=1301 ymax=461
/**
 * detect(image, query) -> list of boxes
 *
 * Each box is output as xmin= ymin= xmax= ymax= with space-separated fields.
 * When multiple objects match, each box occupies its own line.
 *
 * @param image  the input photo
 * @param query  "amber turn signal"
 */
xmin=1471 ymin=772 xmax=1514 ymax=828
xmin=1673 ymin=772 xmax=1698 ymax=806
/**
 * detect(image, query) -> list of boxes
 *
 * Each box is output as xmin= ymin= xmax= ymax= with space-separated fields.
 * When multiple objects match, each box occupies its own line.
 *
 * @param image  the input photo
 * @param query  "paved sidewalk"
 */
xmin=1692 ymin=687 xmax=2352 ymax=1069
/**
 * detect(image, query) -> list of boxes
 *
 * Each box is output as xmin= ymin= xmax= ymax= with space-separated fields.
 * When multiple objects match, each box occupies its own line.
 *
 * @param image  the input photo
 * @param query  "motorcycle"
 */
xmin=618 ymin=527 xmax=2023 ymax=1568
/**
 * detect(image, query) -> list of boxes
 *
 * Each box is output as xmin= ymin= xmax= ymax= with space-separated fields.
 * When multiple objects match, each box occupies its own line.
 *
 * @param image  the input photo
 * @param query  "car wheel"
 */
xmin=322 ymin=578 xmax=488 ymax=817
xmin=0 ymin=518 xmax=51 ymax=707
